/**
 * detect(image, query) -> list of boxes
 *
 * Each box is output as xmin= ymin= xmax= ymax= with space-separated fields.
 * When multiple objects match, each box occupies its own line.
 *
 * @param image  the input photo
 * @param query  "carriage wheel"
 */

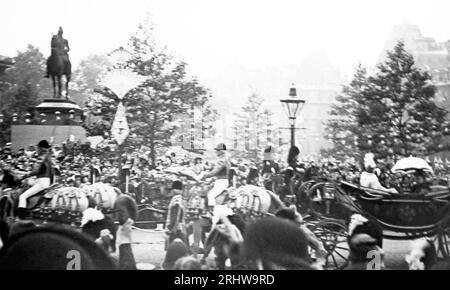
xmin=436 ymin=216 xmax=450 ymax=260
xmin=310 ymin=219 xmax=349 ymax=270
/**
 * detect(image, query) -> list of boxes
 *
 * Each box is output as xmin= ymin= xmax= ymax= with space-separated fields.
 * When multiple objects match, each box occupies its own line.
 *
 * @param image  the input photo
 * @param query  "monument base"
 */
xmin=10 ymin=98 xmax=87 ymax=151
xmin=11 ymin=125 xmax=87 ymax=151
xmin=35 ymin=98 xmax=83 ymax=115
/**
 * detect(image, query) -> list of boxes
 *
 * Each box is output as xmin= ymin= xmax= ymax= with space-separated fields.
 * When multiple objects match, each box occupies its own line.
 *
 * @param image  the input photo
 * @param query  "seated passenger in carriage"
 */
xmin=395 ymin=169 xmax=433 ymax=195
xmin=410 ymin=170 xmax=432 ymax=195
xmin=360 ymin=153 xmax=398 ymax=194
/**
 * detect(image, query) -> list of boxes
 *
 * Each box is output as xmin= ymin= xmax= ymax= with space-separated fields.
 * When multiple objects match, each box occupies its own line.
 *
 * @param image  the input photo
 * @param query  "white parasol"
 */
xmin=391 ymin=156 xmax=433 ymax=173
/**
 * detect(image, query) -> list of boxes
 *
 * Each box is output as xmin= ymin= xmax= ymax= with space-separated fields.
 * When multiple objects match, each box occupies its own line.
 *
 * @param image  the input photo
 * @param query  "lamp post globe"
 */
xmin=280 ymin=84 xmax=305 ymax=147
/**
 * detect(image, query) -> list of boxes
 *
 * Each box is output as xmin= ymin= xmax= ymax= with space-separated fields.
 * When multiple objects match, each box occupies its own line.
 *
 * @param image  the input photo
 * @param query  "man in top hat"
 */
xmin=17 ymin=140 xmax=53 ymax=217
xmin=198 ymin=143 xmax=231 ymax=212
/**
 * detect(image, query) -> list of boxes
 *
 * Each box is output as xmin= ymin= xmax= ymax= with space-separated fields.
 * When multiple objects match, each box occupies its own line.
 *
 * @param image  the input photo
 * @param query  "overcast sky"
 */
xmin=1 ymin=0 xmax=450 ymax=79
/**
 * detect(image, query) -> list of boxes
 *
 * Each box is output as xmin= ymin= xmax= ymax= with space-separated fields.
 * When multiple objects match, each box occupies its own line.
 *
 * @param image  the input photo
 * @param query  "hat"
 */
xmin=215 ymin=143 xmax=226 ymax=151
xmin=38 ymin=140 xmax=51 ymax=149
xmin=0 ymin=226 xmax=115 ymax=270
xmin=364 ymin=153 xmax=376 ymax=169
xmin=162 ymin=239 xmax=189 ymax=270
xmin=171 ymin=180 xmax=183 ymax=190
xmin=243 ymin=217 xmax=310 ymax=269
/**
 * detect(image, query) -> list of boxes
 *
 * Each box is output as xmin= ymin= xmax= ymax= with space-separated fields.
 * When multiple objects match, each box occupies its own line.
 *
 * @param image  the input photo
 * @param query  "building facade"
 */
xmin=380 ymin=24 xmax=450 ymax=110
xmin=264 ymin=50 xmax=342 ymax=159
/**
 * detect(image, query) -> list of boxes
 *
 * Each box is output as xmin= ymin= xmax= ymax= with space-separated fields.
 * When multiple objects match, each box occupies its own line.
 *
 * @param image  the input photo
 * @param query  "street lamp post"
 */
xmin=280 ymin=84 xmax=306 ymax=147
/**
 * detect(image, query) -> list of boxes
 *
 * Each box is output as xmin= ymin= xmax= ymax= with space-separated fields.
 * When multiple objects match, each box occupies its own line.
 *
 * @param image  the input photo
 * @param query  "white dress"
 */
xmin=360 ymin=172 xmax=397 ymax=193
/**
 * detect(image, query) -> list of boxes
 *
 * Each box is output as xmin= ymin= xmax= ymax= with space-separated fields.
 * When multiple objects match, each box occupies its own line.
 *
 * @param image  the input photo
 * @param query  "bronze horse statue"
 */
xmin=46 ymin=31 xmax=71 ymax=99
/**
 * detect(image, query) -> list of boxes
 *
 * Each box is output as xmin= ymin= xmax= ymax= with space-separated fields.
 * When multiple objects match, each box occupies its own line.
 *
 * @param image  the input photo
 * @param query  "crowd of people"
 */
xmin=0 ymin=138 xmax=450 ymax=270
xmin=2 ymin=137 xmax=449 ymax=207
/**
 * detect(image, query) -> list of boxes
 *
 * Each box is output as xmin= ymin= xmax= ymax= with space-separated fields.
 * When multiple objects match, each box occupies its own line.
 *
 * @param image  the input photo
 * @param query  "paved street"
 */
xmin=128 ymin=229 xmax=450 ymax=270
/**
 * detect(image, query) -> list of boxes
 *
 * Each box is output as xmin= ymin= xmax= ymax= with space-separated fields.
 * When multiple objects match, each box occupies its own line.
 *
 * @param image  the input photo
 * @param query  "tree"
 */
xmin=324 ymin=41 xmax=448 ymax=160
xmin=231 ymin=93 xmax=276 ymax=163
xmin=0 ymin=45 xmax=52 ymax=145
xmin=323 ymin=65 xmax=367 ymax=161
xmin=70 ymin=54 xmax=112 ymax=106
xmin=86 ymin=16 xmax=216 ymax=167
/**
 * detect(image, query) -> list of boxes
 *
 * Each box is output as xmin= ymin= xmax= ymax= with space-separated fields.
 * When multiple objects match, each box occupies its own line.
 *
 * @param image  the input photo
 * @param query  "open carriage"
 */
xmin=297 ymin=178 xmax=450 ymax=269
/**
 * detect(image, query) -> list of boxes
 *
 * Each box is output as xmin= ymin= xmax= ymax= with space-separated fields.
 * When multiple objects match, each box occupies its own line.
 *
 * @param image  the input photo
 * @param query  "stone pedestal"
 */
xmin=35 ymin=99 xmax=84 ymax=122
xmin=11 ymin=99 xmax=87 ymax=151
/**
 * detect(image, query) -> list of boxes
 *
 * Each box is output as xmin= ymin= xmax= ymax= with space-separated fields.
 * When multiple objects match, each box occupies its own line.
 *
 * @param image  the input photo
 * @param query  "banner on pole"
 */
xmin=111 ymin=102 xmax=130 ymax=145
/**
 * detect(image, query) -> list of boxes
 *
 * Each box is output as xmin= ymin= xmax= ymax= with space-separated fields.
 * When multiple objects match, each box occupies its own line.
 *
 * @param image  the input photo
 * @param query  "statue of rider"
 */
xmin=44 ymin=27 xmax=70 ymax=78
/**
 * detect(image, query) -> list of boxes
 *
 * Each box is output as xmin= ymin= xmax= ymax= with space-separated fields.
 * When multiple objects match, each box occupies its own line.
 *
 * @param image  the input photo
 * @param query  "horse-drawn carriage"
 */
xmin=294 ymin=176 xmax=450 ymax=269
xmin=0 ymin=181 xmax=137 ymax=230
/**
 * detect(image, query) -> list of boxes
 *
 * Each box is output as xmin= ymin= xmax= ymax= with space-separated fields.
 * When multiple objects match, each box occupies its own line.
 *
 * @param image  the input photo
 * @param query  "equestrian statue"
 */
xmin=45 ymin=27 xmax=71 ymax=99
